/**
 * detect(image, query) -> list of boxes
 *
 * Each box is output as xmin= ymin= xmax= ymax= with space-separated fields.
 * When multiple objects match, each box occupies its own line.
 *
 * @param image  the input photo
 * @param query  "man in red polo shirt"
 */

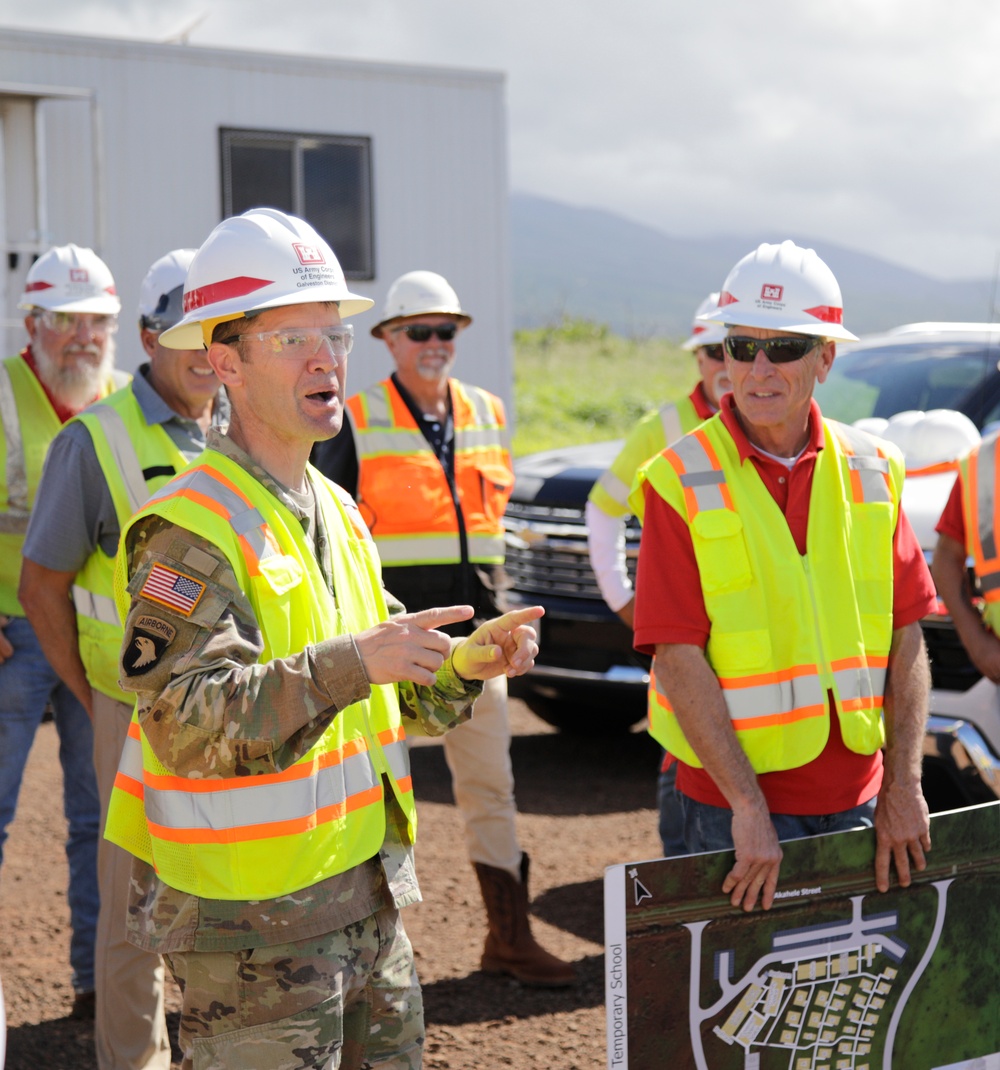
xmin=631 ymin=240 xmax=935 ymax=912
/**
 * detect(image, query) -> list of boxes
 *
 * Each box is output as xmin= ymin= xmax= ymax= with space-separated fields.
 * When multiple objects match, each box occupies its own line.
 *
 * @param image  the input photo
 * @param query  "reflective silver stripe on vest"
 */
xmin=833 ymin=663 xmax=885 ymax=705
xmin=0 ymin=362 xmax=29 ymax=534
xmin=975 ymin=439 xmax=998 ymax=566
xmin=595 ymin=467 xmax=630 ymax=508
xmin=670 ymin=433 xmax=728 ymax=514
xmin=144 ymin=748 xmax=379 ymax=833
xmin=118 ymin=728 xmax=144 ymax=783
xmin=834 ymin=423 xmax=893 ymax=504
xmin=72 ymin=585 xmax=120 ymax=626
xmin=382 ymin=736 xmax=411 ymax=783
xmin=720 ymin=672 xmax=826 ymax=723
xmin=659 ymin=403 xmax=683 ymax=445
xmin=148 ymin=468 xmax=278 ymax=566
xmin=85 ymin=403 xmax=148 ymax=513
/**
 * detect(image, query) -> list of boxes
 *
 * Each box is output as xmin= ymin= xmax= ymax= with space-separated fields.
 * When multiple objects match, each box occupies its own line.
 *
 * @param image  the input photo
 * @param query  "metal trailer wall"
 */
xmin=0 ymin=27 xmax=512 ymax=407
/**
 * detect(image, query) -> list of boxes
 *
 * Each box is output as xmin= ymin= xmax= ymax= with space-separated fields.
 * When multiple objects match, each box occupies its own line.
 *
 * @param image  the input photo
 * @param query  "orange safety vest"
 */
xmin=347 ymin=377 xmax=513 ymax=566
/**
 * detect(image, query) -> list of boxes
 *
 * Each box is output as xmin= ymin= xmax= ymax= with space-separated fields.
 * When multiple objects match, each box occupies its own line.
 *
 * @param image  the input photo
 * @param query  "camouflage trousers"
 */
xmin=164 ymin=906 xmax=424 ymax=1070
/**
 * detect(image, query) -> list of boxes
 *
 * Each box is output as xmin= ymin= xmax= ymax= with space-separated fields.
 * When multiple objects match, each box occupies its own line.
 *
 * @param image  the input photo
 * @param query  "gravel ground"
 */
xmin=0 ymin=700 xmax=663 ymax=1069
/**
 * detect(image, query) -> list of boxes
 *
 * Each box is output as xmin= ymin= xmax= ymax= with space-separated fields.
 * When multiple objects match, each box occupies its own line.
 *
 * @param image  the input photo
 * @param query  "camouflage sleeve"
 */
xmin=382 ymin=589 xmax=484 ymax=737
xmin=120 ymin=517 xmax=373 ymax=777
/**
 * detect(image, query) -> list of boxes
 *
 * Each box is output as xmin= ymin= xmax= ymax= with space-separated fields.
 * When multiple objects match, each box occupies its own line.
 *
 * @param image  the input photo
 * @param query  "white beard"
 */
xmin=33 ymin=336 xmax=116 ymax=411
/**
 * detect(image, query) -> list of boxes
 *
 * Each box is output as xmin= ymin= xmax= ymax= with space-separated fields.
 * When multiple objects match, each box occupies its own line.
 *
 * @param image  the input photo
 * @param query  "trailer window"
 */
xmin=220 ymin=128 xmax=374 ymax=280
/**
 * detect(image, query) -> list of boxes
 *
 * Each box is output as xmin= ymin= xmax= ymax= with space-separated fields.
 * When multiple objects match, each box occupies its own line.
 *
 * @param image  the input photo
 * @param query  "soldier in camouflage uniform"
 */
xmin=106 ymin=209 xmax=543 ymax=1070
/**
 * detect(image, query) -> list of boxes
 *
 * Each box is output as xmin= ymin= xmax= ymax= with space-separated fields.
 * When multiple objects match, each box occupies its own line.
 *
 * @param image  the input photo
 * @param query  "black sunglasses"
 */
xmin=723 ymin=335 xmax=822 ymax=364
xmin=700 ymin=344 xmax=725 ymax=362
xmin=394 ymin=324 xmax=459 ymax=343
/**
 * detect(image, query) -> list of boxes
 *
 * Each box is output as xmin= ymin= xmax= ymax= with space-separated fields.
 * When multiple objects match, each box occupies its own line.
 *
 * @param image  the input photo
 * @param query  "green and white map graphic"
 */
xmin=605 ymin=802 xmax=1000 ymax=1069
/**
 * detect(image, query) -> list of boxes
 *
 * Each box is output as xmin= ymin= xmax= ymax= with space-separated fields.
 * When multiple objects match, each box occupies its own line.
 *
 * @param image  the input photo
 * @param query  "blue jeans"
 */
xmin=656 ymin=758 xmax=689 ymax=857
xmin=679 ymin=793 xmax=877 ymax=854
xmin=0 ymin=615 xmax=100 ymax=993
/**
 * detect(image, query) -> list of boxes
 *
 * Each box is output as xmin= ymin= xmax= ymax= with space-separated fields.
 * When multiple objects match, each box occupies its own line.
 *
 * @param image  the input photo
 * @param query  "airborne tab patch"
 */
xmin=123 ymin=616 xmax=177 ymax=676
xmin=139 ymin=563 xmax=206 ymax=616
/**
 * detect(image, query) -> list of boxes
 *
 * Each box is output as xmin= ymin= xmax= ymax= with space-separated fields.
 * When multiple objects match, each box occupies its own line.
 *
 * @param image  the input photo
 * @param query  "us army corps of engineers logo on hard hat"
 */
xmin=123 ymin=615 xmax=177 ymax=676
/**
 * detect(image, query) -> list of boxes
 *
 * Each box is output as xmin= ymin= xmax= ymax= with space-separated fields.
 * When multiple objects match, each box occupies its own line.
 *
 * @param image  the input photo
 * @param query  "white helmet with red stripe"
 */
xmin=18 ymin=243 xmax=120 ymax=314
xmin=159 ymin=208 xmax=374 ymax=350
xmin=681 ymin=292 xmax=728 ymax=350
xmin=699 ymin=240 xmax=858 ymax=343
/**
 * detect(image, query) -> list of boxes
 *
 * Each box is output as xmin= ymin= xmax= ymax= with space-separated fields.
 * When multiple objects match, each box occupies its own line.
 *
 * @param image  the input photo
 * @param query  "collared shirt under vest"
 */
xmin=346 ymin=376 xmax=513 ymax=568
xmin=0 ymin=348 xmax=125 ymax=616
xmin=631 ymin=412 xmax=902 ymax=775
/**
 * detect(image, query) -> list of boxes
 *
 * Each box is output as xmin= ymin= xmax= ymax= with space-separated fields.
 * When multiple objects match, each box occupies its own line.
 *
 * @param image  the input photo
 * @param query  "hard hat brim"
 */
xmin=371 ymin=311 xmax=472 ymax=340
xmin=160 ymin=288 xmax=375 ymax=350
xmin=696 ymin=307 xmax=859 ymax=343
xmin=681 ymin=323 xmax=729 ymax=350
xmin=18 ymin=294 xmax=122 ymax=315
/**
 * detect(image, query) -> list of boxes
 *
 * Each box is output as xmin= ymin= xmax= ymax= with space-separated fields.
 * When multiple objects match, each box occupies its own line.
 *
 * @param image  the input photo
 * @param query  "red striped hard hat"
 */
xmin=18 ymin=244 xmax=120 ymax=315
xmin=159 ymin=208 xmax=373 ymax=350
xmin=699 ymin=240 xmax=858 ymax=343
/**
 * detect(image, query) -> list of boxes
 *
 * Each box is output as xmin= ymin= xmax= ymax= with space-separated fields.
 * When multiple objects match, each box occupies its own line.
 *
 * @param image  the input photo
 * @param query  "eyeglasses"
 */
xmin=700 ymin=344 xmax=725 ymax=362
xmin=221 ymin=325 xmax=354 ymax=358
xmin=35 ymin=310 xmax=118 ymax=336
xmin=723 ymin=335 xmax=822 ymax=364
xmin=393 ymin=324 xmax=459 ymax=343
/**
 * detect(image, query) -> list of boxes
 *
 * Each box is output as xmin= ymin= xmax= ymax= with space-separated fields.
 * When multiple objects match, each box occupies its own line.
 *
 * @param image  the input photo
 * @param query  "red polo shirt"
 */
xmin=634 ymin=396 xmax=936 ymax=814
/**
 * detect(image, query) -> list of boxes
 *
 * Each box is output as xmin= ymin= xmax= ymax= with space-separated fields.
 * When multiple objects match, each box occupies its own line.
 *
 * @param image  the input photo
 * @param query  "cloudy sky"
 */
xmin=4 ymin=0 xmax=1000 ymax=279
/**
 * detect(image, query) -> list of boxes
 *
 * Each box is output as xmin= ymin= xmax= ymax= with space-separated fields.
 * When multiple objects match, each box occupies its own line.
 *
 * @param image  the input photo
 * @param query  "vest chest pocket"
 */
xmin=257 ymin=554 xmax=304 ymax=595
xmin=691 ymin=509 xmax=753 ymax=595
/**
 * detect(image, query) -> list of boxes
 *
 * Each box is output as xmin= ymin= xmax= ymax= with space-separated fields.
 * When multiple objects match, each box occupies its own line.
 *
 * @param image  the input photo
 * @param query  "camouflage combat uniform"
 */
xmin=116 ymin=431 xmax=483 ymax=1070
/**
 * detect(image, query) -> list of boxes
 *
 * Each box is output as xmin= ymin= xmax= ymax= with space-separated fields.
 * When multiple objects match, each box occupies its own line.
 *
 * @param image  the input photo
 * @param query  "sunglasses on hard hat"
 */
xmin=393 ymin=324 xmax=459 ymax=343
xmin=723 ymin=335 xmax=822 ymax=364
xmin=700 ymin=344 xmax=725 ymax=362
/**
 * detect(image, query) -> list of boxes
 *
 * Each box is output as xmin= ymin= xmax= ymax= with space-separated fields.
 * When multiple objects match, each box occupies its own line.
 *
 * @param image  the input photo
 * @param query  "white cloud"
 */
xmin=4 ymin=0 xmax=1000 ymax=278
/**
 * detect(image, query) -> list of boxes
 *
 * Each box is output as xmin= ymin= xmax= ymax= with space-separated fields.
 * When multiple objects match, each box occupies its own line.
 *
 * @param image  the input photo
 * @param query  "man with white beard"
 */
xmin=0 ymin=243 xmax=126 ymax=1018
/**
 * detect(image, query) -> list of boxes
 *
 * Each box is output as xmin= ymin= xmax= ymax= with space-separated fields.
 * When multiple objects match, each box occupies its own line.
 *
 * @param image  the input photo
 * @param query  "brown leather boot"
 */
xmin=473 ymin=852 xmax=577 ymax=987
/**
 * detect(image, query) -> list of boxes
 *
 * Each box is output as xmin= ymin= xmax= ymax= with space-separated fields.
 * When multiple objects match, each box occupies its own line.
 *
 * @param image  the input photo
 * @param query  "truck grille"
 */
xmin=503 ymin=500 xmax=640 ymax=599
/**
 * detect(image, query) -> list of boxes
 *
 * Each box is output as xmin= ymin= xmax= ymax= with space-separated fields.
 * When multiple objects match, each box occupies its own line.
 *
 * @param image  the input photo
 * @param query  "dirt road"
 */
xmin=0 ymin=701 xmax=663 ymax=1069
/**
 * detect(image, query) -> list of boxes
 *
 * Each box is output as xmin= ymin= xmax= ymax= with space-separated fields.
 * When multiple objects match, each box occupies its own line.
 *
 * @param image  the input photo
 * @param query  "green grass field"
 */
xmin=511 ymin=320 xmax=697 ymax=456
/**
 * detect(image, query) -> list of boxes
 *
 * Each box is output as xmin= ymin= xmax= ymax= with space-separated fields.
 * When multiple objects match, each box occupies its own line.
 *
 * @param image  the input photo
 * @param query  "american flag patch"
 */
xmin=139 ymin=564 xmax=206 ymax=616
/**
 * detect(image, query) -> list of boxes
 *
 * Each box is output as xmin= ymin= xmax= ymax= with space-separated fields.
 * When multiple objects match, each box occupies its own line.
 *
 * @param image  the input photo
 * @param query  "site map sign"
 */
xmin=604 ymin=801 xmax=1000 ymax=1070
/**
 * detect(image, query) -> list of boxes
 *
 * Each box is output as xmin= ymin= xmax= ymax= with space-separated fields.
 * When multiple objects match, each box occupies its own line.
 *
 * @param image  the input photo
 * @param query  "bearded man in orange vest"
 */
xmin=313 ymin=270 xmax=575 ymax=987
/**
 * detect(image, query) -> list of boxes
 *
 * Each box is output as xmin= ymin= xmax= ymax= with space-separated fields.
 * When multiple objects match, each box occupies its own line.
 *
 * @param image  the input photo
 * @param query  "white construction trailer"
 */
xmin=0 ymin=26 xmax=512 ymax=404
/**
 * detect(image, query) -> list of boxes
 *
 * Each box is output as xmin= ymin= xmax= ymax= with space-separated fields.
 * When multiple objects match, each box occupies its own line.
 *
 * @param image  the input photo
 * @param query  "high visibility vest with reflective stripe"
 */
xmin=347 ymin=378 xmax=514 ymax=566
xmin=959 ymin=434 xmax=1000 ymax=633
xmin=71 ymin=385 xmax=187 ymax=702
xmin=0 ymin=352 xmax=123 ymax=616
xmin=589 ymin=395 xmax=700 ymax=517
xmin=104 ymin=449 xmax=415 ymax=901
xmin=632 ymin=417 xmax=900 ymax=773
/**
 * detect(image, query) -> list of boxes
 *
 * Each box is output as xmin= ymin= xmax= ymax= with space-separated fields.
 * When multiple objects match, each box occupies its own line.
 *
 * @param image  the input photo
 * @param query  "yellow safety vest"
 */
xmin=347 ymin=378 xmax=513 ymax=566
xmin=959 ymin=435 xmax=1000 ymax=632
xmin=0 ymin=351 xmax=123 ymax=615
xmin=104 ymin=449 xmax=416 ymax=901
xmin=632 ymin=416 xmax=900 ymax=773
xmin=71 ymin=385 xmax=187 ymax=702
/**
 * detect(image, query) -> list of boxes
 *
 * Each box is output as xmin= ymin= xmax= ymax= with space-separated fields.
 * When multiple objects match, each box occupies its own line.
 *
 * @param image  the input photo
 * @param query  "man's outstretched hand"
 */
xmin=452 ymin=606 xmax=544 ymax=681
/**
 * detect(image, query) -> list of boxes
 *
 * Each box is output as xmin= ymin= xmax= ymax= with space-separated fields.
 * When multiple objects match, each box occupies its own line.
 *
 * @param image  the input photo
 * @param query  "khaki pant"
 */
xmin=442 ymin=674 xmax=521 ymax=877
xmin=92 ymin=690 xmax=171 ymax=1070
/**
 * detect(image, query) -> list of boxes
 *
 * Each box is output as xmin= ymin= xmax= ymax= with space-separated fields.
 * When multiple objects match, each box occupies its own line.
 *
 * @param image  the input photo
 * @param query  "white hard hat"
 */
xmin=699 ymin=240 xmax=858 ymax=343
xmin=159 ymin=208 xmax=374 ymax=350
xmin=18 ymin=243 xmax=121 ymax=315
xmin=681 ymin=292 xmax=728 ymax=350
xmin=370 ymin=270 xmax=472 ymax=339
xmin=138 ymin=249 xmax=197 ymax=332
xmin=879 ymin=409 xmax=980 ymax=470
